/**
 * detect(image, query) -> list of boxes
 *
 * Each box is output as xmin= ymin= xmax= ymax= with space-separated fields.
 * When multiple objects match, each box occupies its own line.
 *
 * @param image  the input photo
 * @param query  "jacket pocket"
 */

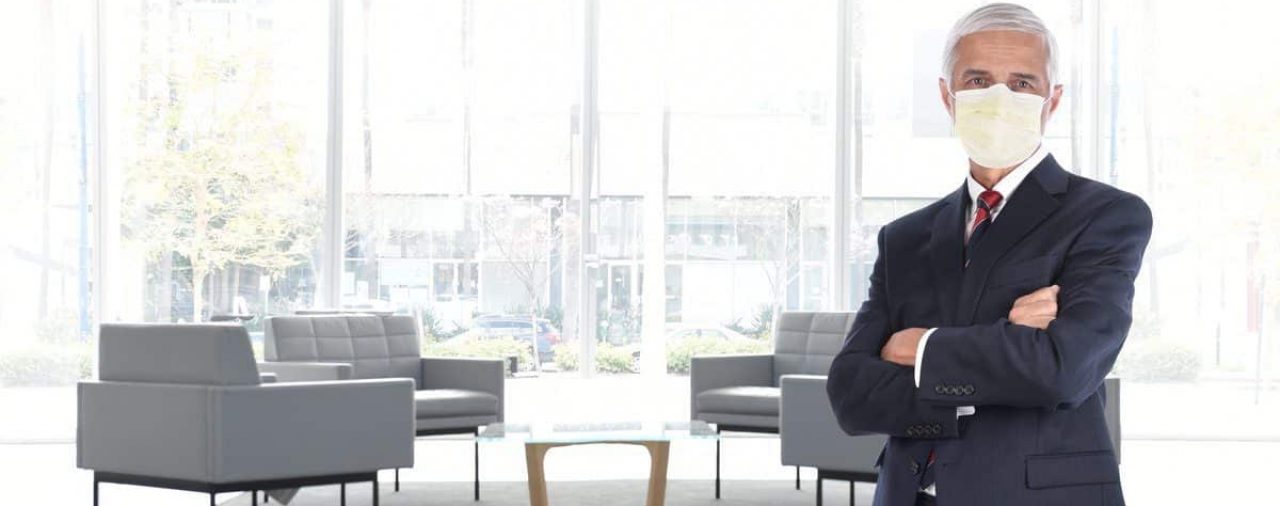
xmin=1025 ymin=451 xmax=1120 ymax=489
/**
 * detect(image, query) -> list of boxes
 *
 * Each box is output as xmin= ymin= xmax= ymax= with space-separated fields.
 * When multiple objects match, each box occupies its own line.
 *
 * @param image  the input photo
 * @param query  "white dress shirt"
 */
xmin=912 ymin=145 xmax=1049 ymax=495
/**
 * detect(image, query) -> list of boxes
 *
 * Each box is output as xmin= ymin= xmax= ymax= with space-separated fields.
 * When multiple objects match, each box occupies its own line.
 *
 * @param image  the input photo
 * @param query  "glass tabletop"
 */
xmin=478 ymin=420 xmax=718 ymax=444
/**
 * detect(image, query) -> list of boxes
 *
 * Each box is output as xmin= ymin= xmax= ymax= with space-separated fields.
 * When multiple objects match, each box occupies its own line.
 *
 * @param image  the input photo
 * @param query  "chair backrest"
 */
xmin=98 ymin=323 xmax=261 ymax=386
xmin=772 ymin=312 xmax=856 ymax=385
xmin=264 ymin=314 xmax=422 ymax=385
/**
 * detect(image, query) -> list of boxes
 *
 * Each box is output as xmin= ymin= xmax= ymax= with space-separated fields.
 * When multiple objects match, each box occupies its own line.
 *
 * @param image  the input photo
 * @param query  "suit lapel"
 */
xmin=956 ymin=155 xmax=1069 ymax=325
xmin=928 ymin=185 xmax=967 ymax=327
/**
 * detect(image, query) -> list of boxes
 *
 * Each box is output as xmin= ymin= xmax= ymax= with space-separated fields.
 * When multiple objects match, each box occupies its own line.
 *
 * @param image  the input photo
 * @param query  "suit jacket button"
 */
xmin=911 ymin=461 xmax=920 ymax=475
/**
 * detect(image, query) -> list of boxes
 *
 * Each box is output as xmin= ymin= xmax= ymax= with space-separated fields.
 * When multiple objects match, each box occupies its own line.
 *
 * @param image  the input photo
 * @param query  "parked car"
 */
xmin=664 ymin=324 xmax=750 ymax=342
xmin=467 ymin=315 xmax=560 ymax=362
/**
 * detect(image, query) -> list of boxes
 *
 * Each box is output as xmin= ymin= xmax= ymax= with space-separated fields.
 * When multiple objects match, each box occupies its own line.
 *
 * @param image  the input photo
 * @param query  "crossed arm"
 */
xmin=826 ymin=195 xmax=1152 ymax=439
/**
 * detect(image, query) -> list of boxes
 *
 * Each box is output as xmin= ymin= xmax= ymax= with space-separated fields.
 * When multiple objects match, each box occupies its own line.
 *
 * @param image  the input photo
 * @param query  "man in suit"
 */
xmin=826 ymin=4 xmax=1152 ymax=506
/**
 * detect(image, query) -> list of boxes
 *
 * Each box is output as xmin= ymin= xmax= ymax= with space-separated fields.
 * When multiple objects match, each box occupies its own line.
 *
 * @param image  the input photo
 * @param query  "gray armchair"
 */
xmin=263 ymin=314 xmax=504 ymax=500
xmin=78 ymin=323 xmax=414 ymax=506
xmin=690 ymin=311 xmax=856 ymax=498
xmin=781 ymin=374 xmax=886 ymax=506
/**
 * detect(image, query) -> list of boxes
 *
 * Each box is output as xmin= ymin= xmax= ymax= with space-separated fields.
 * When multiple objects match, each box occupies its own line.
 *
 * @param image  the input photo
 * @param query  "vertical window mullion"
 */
xmin=322 ymin=0 xmax=345 ymax=309
xmin=833 ymin=0 xmax=854 ymax=311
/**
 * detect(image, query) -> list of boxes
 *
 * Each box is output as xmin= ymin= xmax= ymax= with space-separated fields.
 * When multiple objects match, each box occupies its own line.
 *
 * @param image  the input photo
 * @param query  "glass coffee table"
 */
xmin=478 ymin=421 xmax=718 ymax=506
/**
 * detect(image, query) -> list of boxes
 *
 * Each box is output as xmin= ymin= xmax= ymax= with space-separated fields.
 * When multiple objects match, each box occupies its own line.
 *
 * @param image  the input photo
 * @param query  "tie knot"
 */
xmin=977 ymin=190 xmax=1003 ymax=212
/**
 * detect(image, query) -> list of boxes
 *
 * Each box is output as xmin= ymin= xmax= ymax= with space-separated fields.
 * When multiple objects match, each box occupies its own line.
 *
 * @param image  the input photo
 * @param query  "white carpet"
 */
xmin=219 ymin=480 xmax=874 ymax=506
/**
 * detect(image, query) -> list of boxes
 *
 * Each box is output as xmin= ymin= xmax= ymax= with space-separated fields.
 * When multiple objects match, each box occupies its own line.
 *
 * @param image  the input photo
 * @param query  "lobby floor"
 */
xmin=0 ymin=374 xmax=1271 ymax=504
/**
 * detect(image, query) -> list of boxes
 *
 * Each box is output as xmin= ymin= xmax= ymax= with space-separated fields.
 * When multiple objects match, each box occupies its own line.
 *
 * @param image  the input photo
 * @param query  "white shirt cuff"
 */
xmin=913 ymin=328 xmax=974 ymax=418
xmin=914 ymin=328 xmax=937 ymax=387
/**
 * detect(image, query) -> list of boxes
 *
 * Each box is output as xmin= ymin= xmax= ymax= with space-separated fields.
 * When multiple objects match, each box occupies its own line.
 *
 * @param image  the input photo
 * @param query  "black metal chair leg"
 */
xmin=850 ymin=481 xmax=855 ymax=506
xmin=715 ymin=427 xmax=722 ymax=499
xmin=373 ymin=478 xmax=380 ymax=506
xmin=474 ymin=430 xmax=481 ymax=501
xmin=252 ymin=490 xmax=259 ymax=506
xmin=816 ymin=476 xmax=823 ymax=506
xmin=93 ymin=478 xmax=99 ymax=506
xmin=394 ymin=468 xmax=400 ymax=492
xmin=340 ymin=483 xmax=346 ymax=506
xmin=209 ymin=492 xmax=216 ymax=506
xmin=264 ymin=491 xmax=269 ymax=503
xmin=796 ymin=466 xmax=801 ymax=490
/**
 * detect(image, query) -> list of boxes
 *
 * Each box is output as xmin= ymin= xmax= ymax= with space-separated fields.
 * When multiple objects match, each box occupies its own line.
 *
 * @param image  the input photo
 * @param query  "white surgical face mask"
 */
xmin=951 ymin=83 xmax=1048 ymax=169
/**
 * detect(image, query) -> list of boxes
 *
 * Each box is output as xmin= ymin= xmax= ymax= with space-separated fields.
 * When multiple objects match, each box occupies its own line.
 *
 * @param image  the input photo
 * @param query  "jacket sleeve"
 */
xmin=827 ymin=227 xmax=960 ymax=440
xmin=917 ymin=194 xmax=1153 ymax=410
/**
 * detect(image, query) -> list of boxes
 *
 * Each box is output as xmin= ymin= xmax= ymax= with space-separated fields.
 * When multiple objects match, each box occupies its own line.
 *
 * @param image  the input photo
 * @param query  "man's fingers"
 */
xmin=1022 ymin=298 xmax=1058 ymax=316
xmin=1010 ymin=298 xmax=1058 ymax=327
xmin=1012 ymin=298 xmax=1057 ymax=316
xmin=1021 ymin=316 xmax=1055 ymax=330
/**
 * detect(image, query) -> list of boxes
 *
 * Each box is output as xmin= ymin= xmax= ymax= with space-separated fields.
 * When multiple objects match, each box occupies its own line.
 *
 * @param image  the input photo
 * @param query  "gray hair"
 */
xmin=941 ymin=3 xmax=1058 ymax=85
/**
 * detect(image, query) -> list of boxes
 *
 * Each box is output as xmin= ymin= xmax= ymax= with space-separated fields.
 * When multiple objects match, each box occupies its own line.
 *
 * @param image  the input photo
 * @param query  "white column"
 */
xmin=93 ymin=0 xmax=110 ymax=327
xmin=832 ymin=0 xmax=854 ymax=311
xmin=578 ymin=0 xmax=600 ymax=377
xmin=319 ymin=0 xmax=345 ymax=309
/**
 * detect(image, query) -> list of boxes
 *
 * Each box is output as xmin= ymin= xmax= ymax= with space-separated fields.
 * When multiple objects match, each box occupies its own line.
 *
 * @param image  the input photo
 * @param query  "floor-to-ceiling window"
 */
xmin=598 ymin=0 xmax=838 ymax=373
xmin=1102 ymin=0 xmax=1280 ymax=443
xmin=0 ymin=0 xmax=96 ymax=443
xmin=340 ymin=0 xmax=580 ymax=372
xmin=99 ymin=0 xmax=330 ymax=336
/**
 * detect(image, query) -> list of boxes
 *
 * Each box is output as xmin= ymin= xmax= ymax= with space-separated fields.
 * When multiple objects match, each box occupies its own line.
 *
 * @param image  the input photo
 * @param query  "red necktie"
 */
xmin=967 ymin=190 xmax=1003 ymax=244
xmin=964 ymin=190 xmax=1004 ymax=266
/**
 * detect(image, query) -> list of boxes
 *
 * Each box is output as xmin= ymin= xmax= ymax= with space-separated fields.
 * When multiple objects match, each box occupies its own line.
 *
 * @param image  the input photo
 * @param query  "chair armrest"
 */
xmin=212 ymin=378 xmax=416 ymax=482
xmin=78 ymin=381 xmax=216 ymax=481
xmin=257 ymin=361 xmax=353 ymax=382
xmin=420 ymin=357 xmax=506 ymax=421
xmin=690 ymin=354 xmax=773 ymax=419
xmin=780 ymin=374 xmax=886 ymax=473
xmin=78 ymin=379 xmax=416 ymax=483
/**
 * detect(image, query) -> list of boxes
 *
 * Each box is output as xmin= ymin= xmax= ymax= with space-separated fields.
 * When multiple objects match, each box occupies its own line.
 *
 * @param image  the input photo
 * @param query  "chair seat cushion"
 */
xmin=696 ymin=386 xmax=780 ymax=416
xmin=414 ymin=389 xmax=499 ymax=419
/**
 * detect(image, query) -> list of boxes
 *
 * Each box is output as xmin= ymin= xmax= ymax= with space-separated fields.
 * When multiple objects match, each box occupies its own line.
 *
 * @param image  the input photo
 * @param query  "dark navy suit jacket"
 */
xmin=827 ymin=155 xmax=1152 ymax=506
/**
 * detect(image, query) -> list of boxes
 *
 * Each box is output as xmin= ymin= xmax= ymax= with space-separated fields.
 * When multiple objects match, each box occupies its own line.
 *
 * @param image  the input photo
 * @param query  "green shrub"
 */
xmin=596 ymin=344 xmax=639 ymax=374
xmin=0 ymin=346 xmax=94 ymax=387
xmin=667 ymin=337 xmax=770 ymax=374
xmin=550 ymin=338 xmax=769 ymax=374
xmin=553 ymin=342 xmax=579 ymax=372
xmin=550 ymin=342 xmax=638 ymax=374
xmin=422 ymin=336 xmax=534 ymax=372
xmin=1113 ymin=339 xmax=1202 ymax=382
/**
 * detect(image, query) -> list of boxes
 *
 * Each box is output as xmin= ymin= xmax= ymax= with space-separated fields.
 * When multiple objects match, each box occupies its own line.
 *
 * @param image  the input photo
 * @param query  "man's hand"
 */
xmin=880 ymin=327 xmax=927 ymax=366
xmin=1009 ymin=285 xmax=1060 ymax=329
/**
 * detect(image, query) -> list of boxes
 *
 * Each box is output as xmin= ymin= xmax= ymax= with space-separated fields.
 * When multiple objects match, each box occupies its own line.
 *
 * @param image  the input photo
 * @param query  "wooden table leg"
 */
xmin=643 ymin=441 xmax=671 ymax=506
xmin=524 ymin=440 xmax=672 ymax=506
xmin=525 ymin=443 xmax=553 ymax=506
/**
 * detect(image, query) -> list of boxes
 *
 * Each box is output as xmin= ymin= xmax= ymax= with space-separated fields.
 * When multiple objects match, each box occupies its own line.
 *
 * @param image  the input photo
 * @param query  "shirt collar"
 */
xmin=965 ymin=144 xmax=1049 ymax=211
